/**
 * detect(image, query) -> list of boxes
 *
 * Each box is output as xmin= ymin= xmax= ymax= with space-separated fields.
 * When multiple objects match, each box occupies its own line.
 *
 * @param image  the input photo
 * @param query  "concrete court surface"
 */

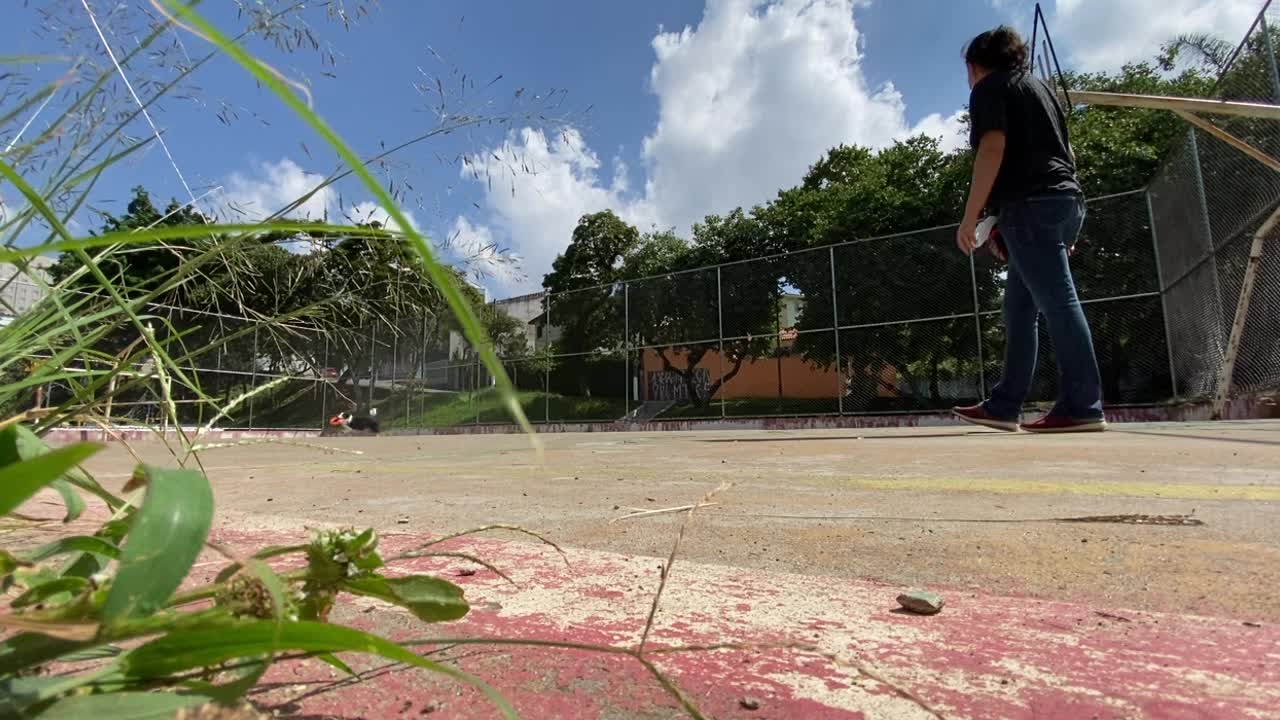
xmin=45 ymin=421 xmax=1280 ymax=716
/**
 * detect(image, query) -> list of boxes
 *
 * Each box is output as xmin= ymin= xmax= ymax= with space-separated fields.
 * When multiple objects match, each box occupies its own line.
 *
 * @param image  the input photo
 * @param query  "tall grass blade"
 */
xmin=158 ymin=0 xmax=543 ymax=456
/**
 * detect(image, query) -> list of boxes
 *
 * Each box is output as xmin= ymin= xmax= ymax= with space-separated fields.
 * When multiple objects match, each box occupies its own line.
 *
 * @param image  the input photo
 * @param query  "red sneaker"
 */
xmin=952 ymin=404 xmax=1019 ymax=432
xmin=1021 ymin=415 xmax=1108 ymax=433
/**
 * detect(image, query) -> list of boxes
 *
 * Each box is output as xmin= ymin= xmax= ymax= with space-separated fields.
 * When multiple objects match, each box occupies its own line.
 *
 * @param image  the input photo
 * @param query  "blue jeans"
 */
xmin=983 ymin=193 xmax=1104 ymax=421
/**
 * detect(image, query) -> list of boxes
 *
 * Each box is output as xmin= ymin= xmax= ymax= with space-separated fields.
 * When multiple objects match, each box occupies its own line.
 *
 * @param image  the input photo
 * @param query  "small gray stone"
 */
xmin=897 ymin=591 xmax=945 ymax=615
xmin=739 ymin=697 xmax=761 ymax=711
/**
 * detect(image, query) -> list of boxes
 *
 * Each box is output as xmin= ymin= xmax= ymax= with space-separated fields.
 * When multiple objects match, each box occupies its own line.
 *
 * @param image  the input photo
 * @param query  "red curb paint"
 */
xmin=197 ymin=527 xmax=1280 ymax=719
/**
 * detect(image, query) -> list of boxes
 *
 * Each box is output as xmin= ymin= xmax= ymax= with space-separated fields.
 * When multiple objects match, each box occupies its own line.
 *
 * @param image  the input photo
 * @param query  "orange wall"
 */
xmin=640 ymin=347 xmax=897 ymax=400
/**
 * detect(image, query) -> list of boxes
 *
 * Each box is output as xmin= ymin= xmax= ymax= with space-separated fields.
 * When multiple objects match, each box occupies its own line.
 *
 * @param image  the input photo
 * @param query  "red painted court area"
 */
xmin=207 ymin=528 xmax=1280 ymax=720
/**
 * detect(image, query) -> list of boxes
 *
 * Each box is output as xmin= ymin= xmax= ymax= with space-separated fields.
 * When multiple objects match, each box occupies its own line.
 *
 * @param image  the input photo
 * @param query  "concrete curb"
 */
xmin=39 ymin=398 xmax=1272 ymax=443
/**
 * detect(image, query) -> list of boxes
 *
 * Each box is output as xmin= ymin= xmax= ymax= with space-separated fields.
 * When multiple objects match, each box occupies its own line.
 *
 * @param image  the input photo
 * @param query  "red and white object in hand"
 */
xmin=975 ymin=215 xmax=1008 ymax=263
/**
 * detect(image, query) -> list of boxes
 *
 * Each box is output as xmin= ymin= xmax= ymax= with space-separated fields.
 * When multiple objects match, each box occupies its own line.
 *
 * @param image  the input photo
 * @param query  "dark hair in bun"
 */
xmin=964 ymin=25 xmax=1030 ymax=72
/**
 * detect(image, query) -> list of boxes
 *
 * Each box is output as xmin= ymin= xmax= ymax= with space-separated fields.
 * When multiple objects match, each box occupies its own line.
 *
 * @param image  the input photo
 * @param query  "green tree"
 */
xmin=481 ymin=304 xmax=531 ymax=360
xmin=542 ymin=210 xmax=637 ymax=355
xmin=542 ymin=211 xmax=637 ymax=399
xmin=47 ymin=186 xmax=215 ymax=300
xmin=1065 ymin=62 xmax=1215 ymax=196
xmin=621 ymin=213 xmax=782 ymax=408
xmin=766 ymin=136 xmax=984 ymax=409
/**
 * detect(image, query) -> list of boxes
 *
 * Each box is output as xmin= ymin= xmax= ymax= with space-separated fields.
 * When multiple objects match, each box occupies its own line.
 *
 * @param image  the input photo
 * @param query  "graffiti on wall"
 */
xmin=648 ymin=369 xmax=712 ymax=402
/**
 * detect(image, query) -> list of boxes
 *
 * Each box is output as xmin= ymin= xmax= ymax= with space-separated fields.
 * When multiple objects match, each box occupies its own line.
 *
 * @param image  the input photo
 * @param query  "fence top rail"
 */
xmin=1065 ymin=90 xmax=1280 ymax=120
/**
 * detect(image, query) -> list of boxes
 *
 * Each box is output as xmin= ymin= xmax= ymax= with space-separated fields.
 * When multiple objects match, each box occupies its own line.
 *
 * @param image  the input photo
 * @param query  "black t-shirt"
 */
xmin=968 ymin=69 xmax=1080 ymax=212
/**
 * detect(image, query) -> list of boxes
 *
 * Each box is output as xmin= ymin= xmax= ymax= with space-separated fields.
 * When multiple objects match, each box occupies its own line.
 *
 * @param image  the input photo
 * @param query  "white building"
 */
xmin=0 ymin=256 xmax=54 ymax=325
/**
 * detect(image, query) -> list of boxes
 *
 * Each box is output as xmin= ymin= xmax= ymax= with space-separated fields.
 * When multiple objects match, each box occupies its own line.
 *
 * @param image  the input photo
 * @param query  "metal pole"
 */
xmin=368 ymin=325 xmax=378 ymax=413
xmin=392 ymin=321 xmax=403 ymax=425
xmin=1212 ymin=202 xmax=1280 ymax=419
xmin=248 ymin=324 xmax=258 ymax=429
xmin=1174 ymin=108 xmax=1280 ymax=174
xmin=624 ymin=282 xmax=630 ymax=420
xmin=829 ymin=247 xmax=844 ymax=414
xmin=544 ymin=293 xmax=551 ymax=424
xmin=1146 ymin=189 xmax=1180 ymax=399
xmin=967 ymin=252 xmax=988 ymax=399
xmin=404 ymin=328 xmax=411 ymax=427
xmin=716 ymin=266 xmax=725 ymax=419
xmin=1261 ymin=15 xmax=1280 ymax=102
xmin=1188 ymin=128 xmax=1226 ymax=330
xmin=320 ymin=337 xmax=329 ymax=427
xmin=1029 ymin=2 xmax=1040 ymax=70
xmin=216 ymin=323 xmax=224 ymax=419
xmin=421 ymin=315 xmax=429 ymax=428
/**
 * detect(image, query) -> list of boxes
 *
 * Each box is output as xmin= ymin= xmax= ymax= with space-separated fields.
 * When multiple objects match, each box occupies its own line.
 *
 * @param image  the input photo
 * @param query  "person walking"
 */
xmin=952 ymin=25 xmax=1107 ymax=433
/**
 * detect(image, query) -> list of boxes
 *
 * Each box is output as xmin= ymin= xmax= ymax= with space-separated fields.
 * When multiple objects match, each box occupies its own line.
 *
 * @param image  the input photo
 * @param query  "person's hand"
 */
xmin=956 ymin=217 xmax=979 ymax=255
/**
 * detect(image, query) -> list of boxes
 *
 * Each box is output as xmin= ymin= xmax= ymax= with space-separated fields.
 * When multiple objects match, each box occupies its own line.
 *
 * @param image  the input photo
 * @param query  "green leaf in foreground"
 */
xmin=102 ymin=466 xmax=214 ymax=623
xmin=0 ymin=424 xmax=121 ymax=510
xmin=22 ymin=536 xmax=121 ymax=564
xmin=0 ymin=632 xmax=89 ymax=677
xmin=122 ymin=620 xmax=518 ymax=719
xmin=340 ymin=575 xmax=469 ymax=623
xmin=49 ymin=479 xmax=86 ymax=523
xmin=33 ymin=691 xmax=208 ymax=720
xmin=11 ymin=577 xmax=89 ymax=609
xmin=0 ymin=439 xmax=102 ymax=517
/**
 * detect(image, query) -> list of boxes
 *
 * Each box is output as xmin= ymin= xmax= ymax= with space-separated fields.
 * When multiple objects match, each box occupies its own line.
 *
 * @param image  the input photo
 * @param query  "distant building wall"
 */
xmin=0 ymin=256 xmax=54 ymax=324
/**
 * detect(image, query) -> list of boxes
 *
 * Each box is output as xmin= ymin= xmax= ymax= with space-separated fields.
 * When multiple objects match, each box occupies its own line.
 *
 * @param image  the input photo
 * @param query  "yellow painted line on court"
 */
xmin=300 ymin=464 xmax=1280 ymax=501
xmin=835 ymin=476 xmax=1280 ymax=501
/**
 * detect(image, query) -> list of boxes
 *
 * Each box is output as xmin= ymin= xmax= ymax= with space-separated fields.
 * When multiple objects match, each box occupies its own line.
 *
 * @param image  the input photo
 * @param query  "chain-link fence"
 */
xmin=1148 ymin=0 xmax=1280 ymax=402
xmin=10 ymin=184 xmax=1171 ymax=431
xmin=15 ymin=173 xmax=1264 ymax=430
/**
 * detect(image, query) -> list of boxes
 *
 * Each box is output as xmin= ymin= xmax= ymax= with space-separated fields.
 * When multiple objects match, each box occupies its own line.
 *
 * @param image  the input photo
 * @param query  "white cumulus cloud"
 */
xmin=457 ymin=0 xmax=969 ymax=295
xmin=994 ymin=0 xmax=1260 ymax=73
xmin=217 ymin=160 xmax=434 ymax=254
xmin=455 ymin=127 xmax=660 ymax=293
xmin=219 ymin=157 xmax=335 ymax=222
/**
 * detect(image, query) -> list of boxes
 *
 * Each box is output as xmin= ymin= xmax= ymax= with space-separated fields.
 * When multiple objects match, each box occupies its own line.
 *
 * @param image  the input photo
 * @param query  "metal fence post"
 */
xmin=1146 ymin=189 xmax=1180 ymax=399
xmin=368 ymin=324 xmax=378 ymax=413
xmin=967 ymin=252 xmax=988 ymax=399
xmin=829 ymin=246 xmax=843 ymax=414
xmin=320 ymin=337 xmax=329 ymax=426
xmin=1188 ymin=127 xmax=1226 ymax=324
xmin=248 ymin=324 xmax=259 ymax=429
xmin=1262 ymin=15 xmax=1280 ymax=101
xmin=624 ymin=282 xmax=630 ymax=419
xmin=716 ymin=266 xmax=726 ymax=419
xmin=545 ymin=293 xmax=551 ymax=424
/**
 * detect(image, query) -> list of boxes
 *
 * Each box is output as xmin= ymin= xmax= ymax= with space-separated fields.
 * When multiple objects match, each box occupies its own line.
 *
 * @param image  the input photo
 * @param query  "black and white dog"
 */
xmin=329 ymin=411 xmax=380 ymax=435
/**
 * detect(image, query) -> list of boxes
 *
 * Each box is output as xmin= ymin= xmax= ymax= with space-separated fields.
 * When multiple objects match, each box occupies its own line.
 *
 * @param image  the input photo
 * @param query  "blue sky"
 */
xmin=1 ymin=0 xmax=1263 ymax=296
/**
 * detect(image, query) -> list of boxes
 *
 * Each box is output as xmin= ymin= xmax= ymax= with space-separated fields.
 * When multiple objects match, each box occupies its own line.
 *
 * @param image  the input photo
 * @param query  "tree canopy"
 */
xmin=45 ymin=187 xmax=530 ymax=413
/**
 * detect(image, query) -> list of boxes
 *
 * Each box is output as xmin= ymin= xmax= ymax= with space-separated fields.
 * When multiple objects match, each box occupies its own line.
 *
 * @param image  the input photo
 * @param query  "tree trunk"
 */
xmin=656 ymin=346 xmax=709 ymax=406
xmin=705 ymin=347 xmax=750 ymax=405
